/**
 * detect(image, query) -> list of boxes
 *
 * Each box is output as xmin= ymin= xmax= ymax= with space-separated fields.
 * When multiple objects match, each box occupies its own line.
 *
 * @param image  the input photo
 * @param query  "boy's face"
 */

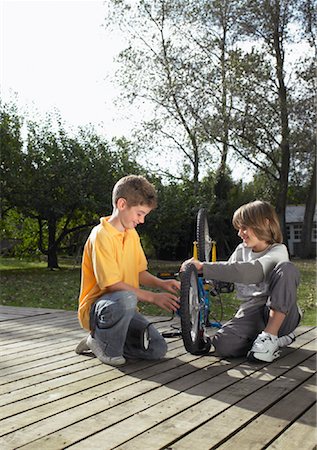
xmin=237 ymin=226 xmax=268 ymax=252
xmin=117 ymin=198 xmax=152 ymax=230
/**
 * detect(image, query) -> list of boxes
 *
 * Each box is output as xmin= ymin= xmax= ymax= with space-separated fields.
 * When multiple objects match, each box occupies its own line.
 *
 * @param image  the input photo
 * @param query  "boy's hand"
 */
xmin=152 ymin=292 xmax=180 ymax=312
xmin=160 ymin=278 xmax=181 ymax=293
xmin=180 ymin=257 xmax=203 ymax=272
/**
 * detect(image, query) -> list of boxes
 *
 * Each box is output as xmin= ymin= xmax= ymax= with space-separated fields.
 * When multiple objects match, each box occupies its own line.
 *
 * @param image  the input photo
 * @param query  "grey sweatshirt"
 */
xmin=203 ymin=243 xmax=289 ymax=303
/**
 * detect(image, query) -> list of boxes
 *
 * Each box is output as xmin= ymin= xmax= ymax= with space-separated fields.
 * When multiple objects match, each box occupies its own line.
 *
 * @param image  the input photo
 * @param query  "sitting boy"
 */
xmin=75 ymin=175 xmax=180 ymax=366
xmin=181 ymin=200 xmax=301 ymax=362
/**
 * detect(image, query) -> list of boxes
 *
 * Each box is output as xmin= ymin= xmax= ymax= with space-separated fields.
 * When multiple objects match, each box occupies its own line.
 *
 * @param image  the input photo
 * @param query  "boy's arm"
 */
xmin=181 ymin=245 xmax=289 ymax=284
xmin=180 ymin=257 xmax=264 ymax=284
xmin=106 ymin=277 xmax=180 ymax=312
xmin=139 ymin=270 xmax=180 ymax=293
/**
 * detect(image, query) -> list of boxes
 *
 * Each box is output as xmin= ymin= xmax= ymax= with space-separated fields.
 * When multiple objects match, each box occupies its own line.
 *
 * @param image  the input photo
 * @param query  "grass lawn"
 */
xmin=0 ymin=257 xmax=316 ymax=326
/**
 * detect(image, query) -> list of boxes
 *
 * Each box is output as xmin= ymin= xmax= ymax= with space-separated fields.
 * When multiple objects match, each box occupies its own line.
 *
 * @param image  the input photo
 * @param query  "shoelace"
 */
xmin=258 ymin=334 xmax=273 ymax=343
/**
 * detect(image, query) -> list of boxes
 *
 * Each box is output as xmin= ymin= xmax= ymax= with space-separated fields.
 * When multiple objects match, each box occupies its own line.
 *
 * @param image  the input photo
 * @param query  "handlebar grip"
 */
xmin=157 ymin=272 xmax=178 ymax=280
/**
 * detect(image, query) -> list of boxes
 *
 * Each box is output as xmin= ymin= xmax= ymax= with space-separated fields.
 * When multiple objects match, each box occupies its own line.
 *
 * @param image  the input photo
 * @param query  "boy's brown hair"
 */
xmin=232 ymin=200 xmax=283 ymax=244
xmin=112 ymin=175 xmax=157 ymax=209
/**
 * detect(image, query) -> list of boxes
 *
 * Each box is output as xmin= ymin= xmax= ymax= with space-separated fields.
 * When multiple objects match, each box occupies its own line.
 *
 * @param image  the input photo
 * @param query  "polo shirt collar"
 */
xmin=100 ymin=216 xmax=133 ymax=237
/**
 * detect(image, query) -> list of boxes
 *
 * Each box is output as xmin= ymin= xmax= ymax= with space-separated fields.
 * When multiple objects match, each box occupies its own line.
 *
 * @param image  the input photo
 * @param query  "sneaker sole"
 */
xmin=87 ymin=336 xmax=126 ymax=366
xmin=247 ymin=349 xmax=280 ymax=363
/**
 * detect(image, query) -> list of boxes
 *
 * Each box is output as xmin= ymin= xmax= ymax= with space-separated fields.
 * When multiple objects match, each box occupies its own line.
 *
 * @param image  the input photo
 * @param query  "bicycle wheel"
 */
xmin=180 ymin=264 xmax=211 ymax=355
xmin=197 ymin=208 xmax=211 ymax=262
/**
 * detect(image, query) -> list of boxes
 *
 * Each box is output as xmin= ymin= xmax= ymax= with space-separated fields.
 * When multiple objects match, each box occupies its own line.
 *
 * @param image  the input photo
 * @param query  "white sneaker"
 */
xmin=278 ymin=331 xmax=296 ymax=348
xmin=247 ymin=332 xmax=280 ymax=362
xmin=75 ymin=336 xmax=90 ymax=354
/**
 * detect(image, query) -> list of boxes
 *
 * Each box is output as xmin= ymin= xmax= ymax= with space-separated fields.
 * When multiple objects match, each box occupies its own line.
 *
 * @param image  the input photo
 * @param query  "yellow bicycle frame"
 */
xmin=193 ymin=240 xmax=217 ymax=262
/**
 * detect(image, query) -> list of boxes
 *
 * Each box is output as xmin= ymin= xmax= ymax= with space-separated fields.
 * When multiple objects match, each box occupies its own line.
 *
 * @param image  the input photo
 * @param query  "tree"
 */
xmin=106 ymin=0 xmax=202 ymax=191
xmin=1 ymin=111 xmax=123 ymax=268
xmin=0 ymin=100 xmax=24 ymax=218
xmin=24 ymin=119 xmax=120 ymax=268
xmin=106 ymin=2 xmax=313 ymax=226
xmin=295 ymin=1 xmax=317 ymax=257
xmin=106 ymin=0 xmax=246 ymax=193
xmin=145 ymin=178 xmax=197 ymax=259
xmin=300 ymin=155 xmax=316 ymax=257
xmin=232 ymin=0 xmax=315 ymax=243
xmin=1 ymin=100 xmax=163 ymax=265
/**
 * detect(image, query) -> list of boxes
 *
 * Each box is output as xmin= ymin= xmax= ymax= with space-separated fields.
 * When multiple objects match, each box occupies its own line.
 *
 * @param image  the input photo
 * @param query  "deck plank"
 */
xmin=18 ymin=339 xmax=315 ymax=449
xmin=266 ymin=403 xmax=317 ymax=449
xmin=0 ymin=306 xmax=315 ymax=450
xmin=95 ymin=348 xmax=316 ymax=450
xmin=217 ymin=374 xmax=316 ymax=449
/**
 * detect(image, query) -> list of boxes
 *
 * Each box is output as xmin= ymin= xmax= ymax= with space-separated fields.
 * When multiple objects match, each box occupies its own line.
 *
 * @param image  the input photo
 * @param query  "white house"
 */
xmin=286 ymin=205 xmax=317 ymax=256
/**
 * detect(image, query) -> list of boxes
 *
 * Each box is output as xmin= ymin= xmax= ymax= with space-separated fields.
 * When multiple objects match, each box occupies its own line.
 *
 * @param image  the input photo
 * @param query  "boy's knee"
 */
xmin=154 ymin=336 xmax=168 ymax=359
xmin=213 ymin=331 xmax=250 ymax=358
xmin=94 ymin=292 xmax=137 ymax=329
xmin=118 ymin=291 xmax=138 ymax=310
xmin=147 ymin=337 xmax=167 ymax=360
xmin=212 ymin=333 xmax=232 ymax=357
xmin=148 ymin=325 xmax=168 ymax=359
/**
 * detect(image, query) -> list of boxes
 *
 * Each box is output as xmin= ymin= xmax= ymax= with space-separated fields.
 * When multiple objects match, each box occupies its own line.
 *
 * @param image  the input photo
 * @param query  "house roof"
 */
xmin=286 ymin=205 xmax=317 ymax=223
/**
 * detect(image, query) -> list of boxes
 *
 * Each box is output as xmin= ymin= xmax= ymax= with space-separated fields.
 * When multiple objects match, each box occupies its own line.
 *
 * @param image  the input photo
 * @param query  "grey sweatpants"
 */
xmin=212 ymin=261 xmax=301 ymax=358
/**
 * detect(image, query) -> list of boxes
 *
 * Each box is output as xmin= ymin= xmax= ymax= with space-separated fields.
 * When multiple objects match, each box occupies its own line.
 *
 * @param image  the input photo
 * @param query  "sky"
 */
xmin=1 ymin=0 xmax=312 ymax=182
xmin=1 ymin=0 xmax=132 ymax=138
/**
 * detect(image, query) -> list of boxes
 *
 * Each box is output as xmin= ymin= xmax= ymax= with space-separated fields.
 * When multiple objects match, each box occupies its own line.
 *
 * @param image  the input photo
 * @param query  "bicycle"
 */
xmin=158 ymin=208 xmax=234 ymax=355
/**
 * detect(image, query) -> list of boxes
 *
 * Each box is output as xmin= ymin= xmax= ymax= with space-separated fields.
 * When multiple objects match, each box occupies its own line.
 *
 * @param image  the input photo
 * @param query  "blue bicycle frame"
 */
xmin=198 ymin=276 xmax=222 ymax=329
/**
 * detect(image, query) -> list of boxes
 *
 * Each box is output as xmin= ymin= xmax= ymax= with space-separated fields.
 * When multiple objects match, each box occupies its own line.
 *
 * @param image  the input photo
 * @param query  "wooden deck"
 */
xmin=0 ymin=305 xmax=316 ymax=450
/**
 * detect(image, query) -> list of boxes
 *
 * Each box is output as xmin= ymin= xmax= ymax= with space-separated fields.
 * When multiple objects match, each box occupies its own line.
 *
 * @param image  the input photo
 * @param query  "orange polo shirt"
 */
xmin=78 ymin=217 xmax=148 ymax=330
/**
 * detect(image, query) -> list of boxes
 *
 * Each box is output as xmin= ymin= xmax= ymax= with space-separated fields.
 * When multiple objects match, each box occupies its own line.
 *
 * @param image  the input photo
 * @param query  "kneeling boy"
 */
xmin=76 ymin=175 xmax=180 ymax=366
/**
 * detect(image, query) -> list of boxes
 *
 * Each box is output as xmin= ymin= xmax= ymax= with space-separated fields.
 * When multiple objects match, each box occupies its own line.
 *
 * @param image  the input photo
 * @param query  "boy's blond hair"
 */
xmin=232 ymin=200 xmax=283 ymax=244
xmin=112 ymin=175 xmax=157 ymax=209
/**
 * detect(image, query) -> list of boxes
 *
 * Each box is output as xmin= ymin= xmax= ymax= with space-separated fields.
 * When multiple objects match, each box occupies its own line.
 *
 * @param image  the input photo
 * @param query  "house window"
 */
xmin=286 ymin=225 xmax=290 ymax=240
xmin=293 ymin=224 xmax=302 ymax=241
xmin=312 ymin=224 xmax=317 ymax=241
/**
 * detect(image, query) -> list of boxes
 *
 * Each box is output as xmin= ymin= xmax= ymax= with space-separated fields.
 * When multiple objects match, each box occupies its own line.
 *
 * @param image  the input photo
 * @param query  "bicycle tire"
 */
xmin=197 ymin=208 xmax=211 ymax=262
xmin=180 ymin=264 xmax=211 ymax=355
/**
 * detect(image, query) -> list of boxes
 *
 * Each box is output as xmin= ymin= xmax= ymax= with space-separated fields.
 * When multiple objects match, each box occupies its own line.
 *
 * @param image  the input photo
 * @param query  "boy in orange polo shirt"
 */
xmin=76 ymin=175 xmax=180 ymax=366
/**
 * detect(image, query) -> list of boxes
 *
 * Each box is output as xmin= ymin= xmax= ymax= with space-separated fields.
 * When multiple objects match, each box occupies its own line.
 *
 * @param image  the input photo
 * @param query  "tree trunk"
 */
xmin=276 ymin=141 xmax=290 ymax=245
xmin=193 ymin=147 xmax=200 ymax=195
xmin=272 ymin=4 xmax=290 ymax=246
xmin=47 ymin=216 xmax=59 ymax=269
xmin=300 ymin=156 xmax=316 ymax=258
xmin=47 ymin=248 xmax=59 ymax=270
xmin=219 ymin=21 xmax=229 ymax=176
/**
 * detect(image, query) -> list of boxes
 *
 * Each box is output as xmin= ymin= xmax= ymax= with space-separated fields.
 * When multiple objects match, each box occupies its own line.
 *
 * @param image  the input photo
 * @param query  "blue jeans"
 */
xmin=90 ymin=291 xmax=167 ymax=360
